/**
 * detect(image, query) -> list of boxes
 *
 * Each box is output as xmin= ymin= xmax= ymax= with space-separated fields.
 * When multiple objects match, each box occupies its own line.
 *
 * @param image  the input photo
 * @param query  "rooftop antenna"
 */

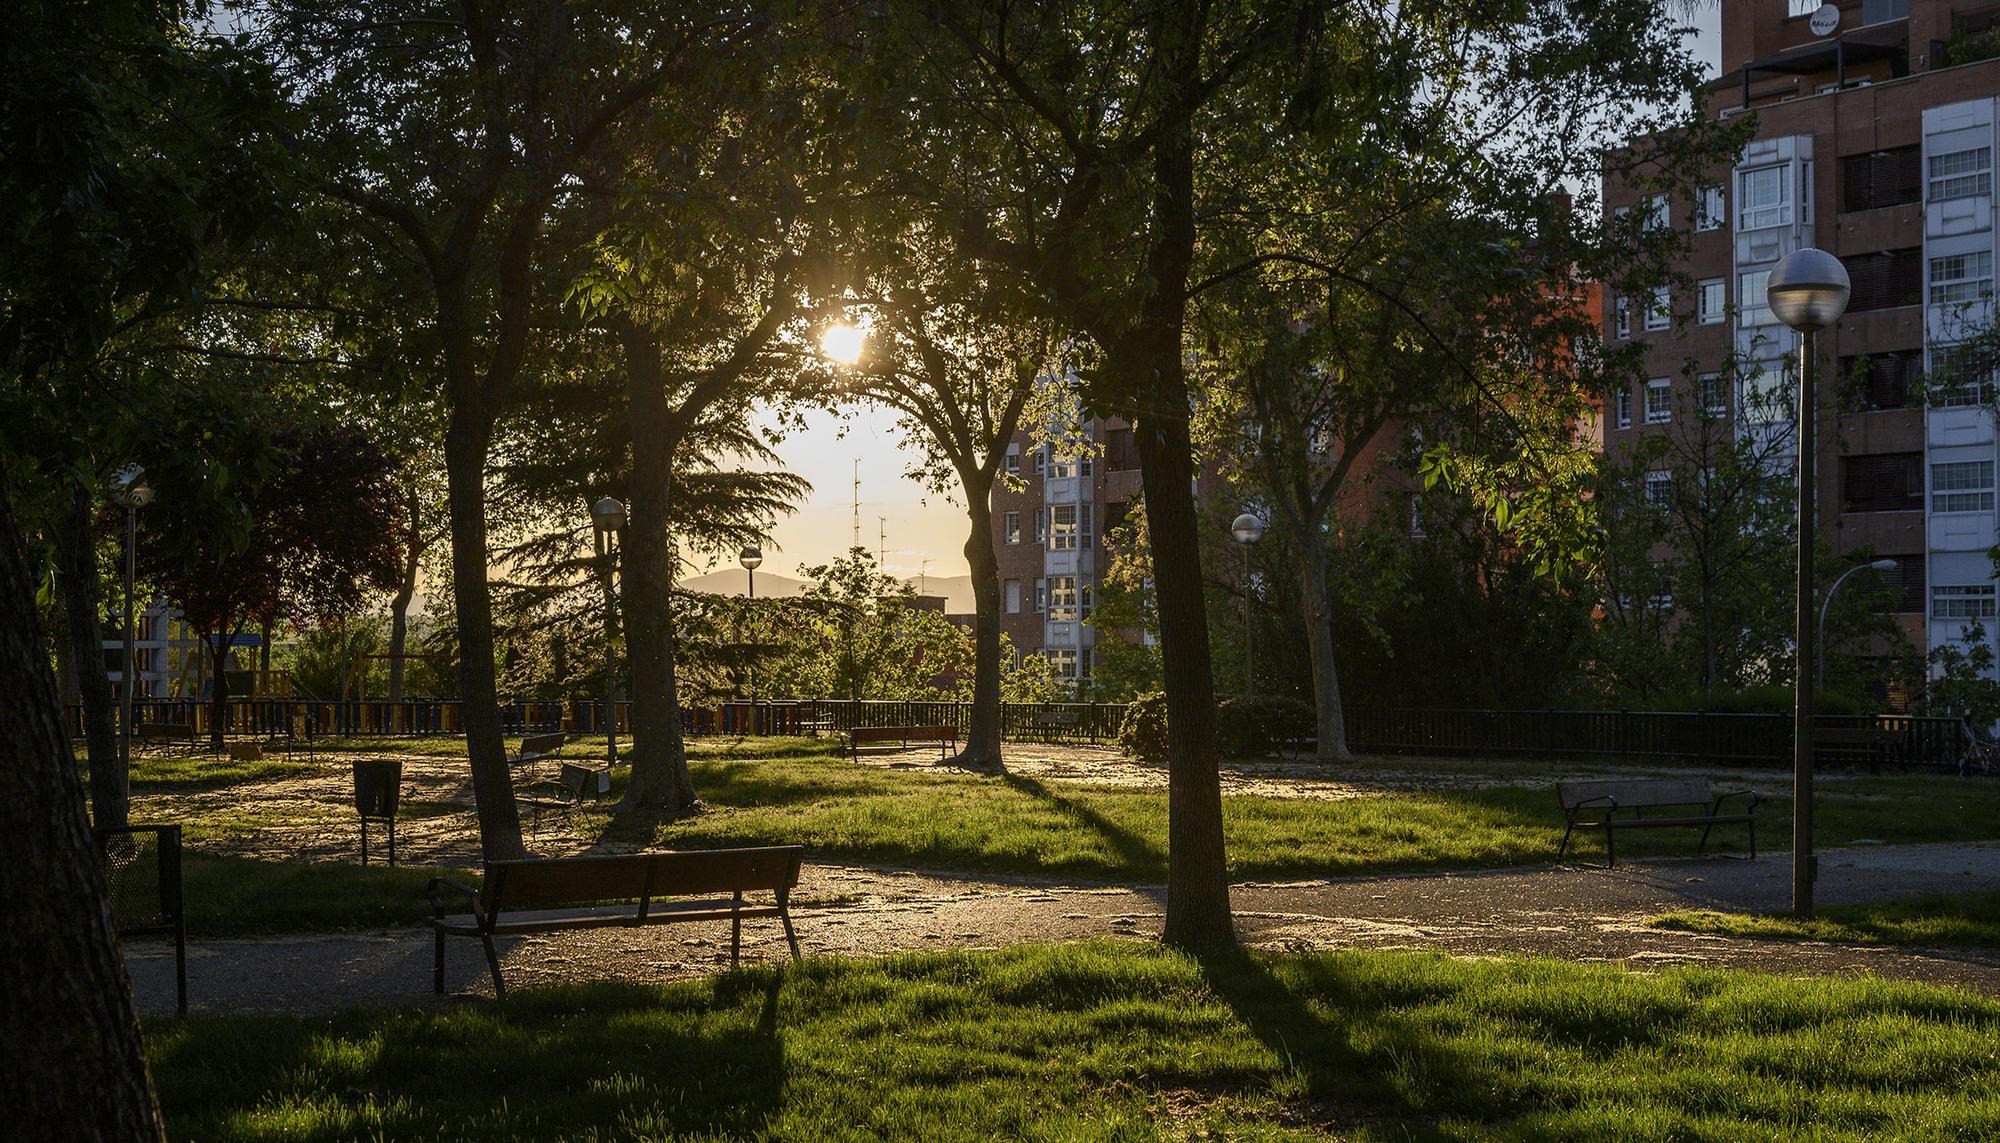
xmin=920 ymin=558 xmax=930 ymax=595
xmin=877 ymin=515 xmax=888 ymax=570
xmin=851 ymin=457 xmax=861 ymax=551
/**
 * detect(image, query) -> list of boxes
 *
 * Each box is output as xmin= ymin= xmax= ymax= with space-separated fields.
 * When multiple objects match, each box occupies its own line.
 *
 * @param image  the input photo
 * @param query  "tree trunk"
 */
xmin=57 ymin=485 xmax=124 ymax=828
xmin=387 ymin=488 xmax=421 ymax=703
xmin=616 ymin=320 xmax=698 ymax=816
xmin=206 ymin=630 xmax=232 ymax=754
xmin=1134 ymin=371 xmax=1234 ymax=952
xmin=441 ymin=298 xmax=526 ymax=862
xmin=0 ymin=475 xmax=168 ymax=1141
xmin=955 ymin=488 xmax=1005 ymax=770
xmin=1295 ymin=524 xmax=1355 ymax=763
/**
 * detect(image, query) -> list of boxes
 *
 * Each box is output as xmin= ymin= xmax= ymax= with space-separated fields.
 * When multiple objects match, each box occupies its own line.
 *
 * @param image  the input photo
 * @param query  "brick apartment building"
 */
xmin=1603 ymin=0 xmax=2000 ymax=683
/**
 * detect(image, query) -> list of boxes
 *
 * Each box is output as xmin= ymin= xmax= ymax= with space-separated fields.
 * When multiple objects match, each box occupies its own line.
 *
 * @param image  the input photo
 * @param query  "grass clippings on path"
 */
xmin=150 ymin=942 xmax=2000 ymax=1142
xmin=1652 ymin=888 xmax=2000 ymax=950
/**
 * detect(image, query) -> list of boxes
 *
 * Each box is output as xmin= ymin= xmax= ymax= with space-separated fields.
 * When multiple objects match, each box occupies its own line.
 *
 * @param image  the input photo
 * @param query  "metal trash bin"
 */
xmin=352 ymin=758 xmax=403 ymax=866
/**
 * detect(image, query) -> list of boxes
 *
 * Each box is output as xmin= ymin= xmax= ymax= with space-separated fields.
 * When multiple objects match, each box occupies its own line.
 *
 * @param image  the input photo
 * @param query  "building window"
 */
xmin=1004 ymin=445 xmax=1020 ymax=476
xmin=1844 ymin=248 xmax=1924 ymax=311
xmin=1934 ymin=585 xmax=1997 ymax=621
xmin=1930 ymin=251 xmax=1994 ymax=307
xmin=1644 ymin=378 xmax=1672 ymax=424
xmin=1884 ymin=554 xmax=1925 ymax=614
xmin=1842 ymin=453 xmax=1924 ymax=513
xmin=1004 ymin=511 xmax=1020 ymax=544
xmin=1034 ymin=578 xmax=1046 ymax=613
xmin=1032 ymin=445 xmax=1046 ymax=476
xmin=1049 ymin=503 xmax=1078 ymax=550
xmin=1034 ymin=507 xmax=1047 ymax=544
xmin=1695 ymin=184 xmax=1725 ymax=231
xmin=1104 ymin=427 xmax=1138 ymax=471
xmin=1048 ymin=575 xmax=1078 ymax=621
xmin=1643 ymin=193 xmax=1669 ymax=231
xmin=1842 ymin=146 xmax=1922 ymax=213
xmin=1004 ymin=579 xmax=1021 ymax=614
xmin=1613 ymin=296 xmax=1630 ymax=340
xmin=1840 ymin=350 xmax=1920 ymax=410
xmin=1698 ymin=279 xmax=1726 ymax=323
xmin=1080 ymin=502 xmax=1093 ymax=543
xmin=1080 ymin=585 xmax=1093 ymax=620
xmin=1738 ymin=164 xmax=1791 ymax=231
xmin=1932 ymin=460 xmax=1995 ymax=514
xmin=1614 ymin=386 xmax=1632 ymax=429
xmin=1931 ymin=344 xmax=1996 ymax=407
xmin=1699 ymin=372 xmax=1728 ymax=416
xmin=1738 ymin=269 xmax=1774 ymax=326
xmin=1046 ymin=647 xmax=1078 ymax=680
xmin=1643 ymin=471 xmax=1672 ymax=505
xmin=1929 ymin=147 xmax=1993 ymax=202
xmin=1644 ymin=286 xmax=1671 ymax=331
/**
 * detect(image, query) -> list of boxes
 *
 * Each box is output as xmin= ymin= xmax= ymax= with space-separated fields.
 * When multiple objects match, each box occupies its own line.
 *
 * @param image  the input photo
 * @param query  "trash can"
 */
xmin=352 ymin=758 xmax=403 ymax=866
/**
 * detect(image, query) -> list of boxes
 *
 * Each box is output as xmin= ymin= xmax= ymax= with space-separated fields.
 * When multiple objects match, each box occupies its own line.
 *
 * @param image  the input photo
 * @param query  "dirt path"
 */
xmin=125 ymin=843 xmax=2000 ymax=1016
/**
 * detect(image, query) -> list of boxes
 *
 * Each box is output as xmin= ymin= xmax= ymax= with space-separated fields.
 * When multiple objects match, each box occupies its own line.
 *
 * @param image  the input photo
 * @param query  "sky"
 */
xmin=752 ymin=11 xmax=1725 ymax=583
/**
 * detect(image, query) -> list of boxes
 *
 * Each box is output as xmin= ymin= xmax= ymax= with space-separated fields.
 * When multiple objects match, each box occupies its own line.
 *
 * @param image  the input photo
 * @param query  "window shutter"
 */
xmin=1843 ymin=453 xmax=1923 ymax=512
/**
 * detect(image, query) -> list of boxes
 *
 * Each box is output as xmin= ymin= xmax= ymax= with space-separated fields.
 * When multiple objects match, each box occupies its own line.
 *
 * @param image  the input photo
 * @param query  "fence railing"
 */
xmin=68 ymin=697 xmax=1974 ymax=769
xmin=1347 ymin=707 xmax=1971 ymax=770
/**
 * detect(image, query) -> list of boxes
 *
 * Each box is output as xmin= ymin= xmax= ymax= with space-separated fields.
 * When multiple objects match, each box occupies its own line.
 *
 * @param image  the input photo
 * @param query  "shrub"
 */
xmin=1215 ymin=694 xmax=1317 ymax=757
xmin=1673 ymin=685 xmax=1861 ymax=717
xmin=1117 ymin=692 xmax=1171 ymax=763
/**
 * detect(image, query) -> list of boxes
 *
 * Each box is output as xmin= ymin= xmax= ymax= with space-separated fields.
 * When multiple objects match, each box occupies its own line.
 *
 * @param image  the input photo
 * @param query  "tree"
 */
xmin=142 ymin=425 xmax=403 ymax=750
xmin=842 ymin=266 xmax=1052 ymax=769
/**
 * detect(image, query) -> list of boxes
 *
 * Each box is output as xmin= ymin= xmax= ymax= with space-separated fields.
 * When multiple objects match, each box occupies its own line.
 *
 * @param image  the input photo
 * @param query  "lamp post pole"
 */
xmin=1230 ymin=513 xmax=1265 ymax=696
xmin=591 ymin=498 xmax=625 ymax=771
xmin=1819 ymin=559 xmax=1899 ymax=687
xmin=1768 ymin=247 xmax=1851 ymax=920
xmin=110 ymin=466 xmax=152 ymax=782
xmin=740 ymin=546 xmax=762 ymax=735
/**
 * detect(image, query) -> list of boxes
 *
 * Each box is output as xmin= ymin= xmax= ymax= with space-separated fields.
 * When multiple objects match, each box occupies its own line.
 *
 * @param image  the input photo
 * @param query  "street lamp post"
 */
xmin=1768 ymin=246 xmax=1851 ymax=920
xmin=590 ymin=497 xmax=625 ymax=771
xmin=1230 ymin=513 xmax=1265 ymax=695
xmin=110 ymin=466 xmax=153 ymax=782
xmin=1819 ymin=559 xmax=1899 ymax=688
xmin=739 ymin=546 xmax=762 ymax=734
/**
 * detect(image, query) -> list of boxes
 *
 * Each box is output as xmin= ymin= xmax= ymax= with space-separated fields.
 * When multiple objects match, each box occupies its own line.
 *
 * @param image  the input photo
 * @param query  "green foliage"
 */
xmin=1214 ymin=694 xmax=1316 ymax=758
xmin=153 ymin=944 xmax=2000 ymax=1141
xmin=1117 ymin=692 xmax=1171 ymax=764
xmin=1674 ymin=685 xmax=1860 ymax=717
xmin=1917 ymin=621 xmax=2000 ymax=729
xmin=1942 ymin=27 xmax=2000 ymax=67
xmin=759 ymin=548 xmax=976 ymax=701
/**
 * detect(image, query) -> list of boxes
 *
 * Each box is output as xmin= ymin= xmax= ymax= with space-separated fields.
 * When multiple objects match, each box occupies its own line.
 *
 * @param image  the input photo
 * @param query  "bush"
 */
xmin=1117 ymin=692 xmax=1171 ymax=763
xmin=1670 ymin=685 xmax=1861 ymax=717
xmin=1215 ymin=694 xmax=1317 ymax=757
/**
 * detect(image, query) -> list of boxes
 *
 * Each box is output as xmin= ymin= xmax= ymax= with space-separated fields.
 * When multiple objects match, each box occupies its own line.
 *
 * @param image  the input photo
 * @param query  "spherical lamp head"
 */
xmin=110 ymin=464 xmax=153 ymax=508
xmin=738 ymin=545 xmax=763 ymax=571
xmin=591 ymin=497 xmax=626 ymax=532
xmin=1231 ymin=512 xmax=1266 ymax=545
xmin=1869 ymin=558 xmax=1897 ymax=572
xmin=1767 ymin=247 xmax=1851 ymax=331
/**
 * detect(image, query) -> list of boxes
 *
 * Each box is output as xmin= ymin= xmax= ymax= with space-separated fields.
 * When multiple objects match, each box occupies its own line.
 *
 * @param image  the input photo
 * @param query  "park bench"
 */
xmin=427 ymin=846 xmax=805 ymax=998
xmin=1028 ymin=709 xmax=1081 ymax=741
xmin=1556 ymin=778 xmax=1760 ymax=868
xmin=1812 ymin=727 xmax=1906 ymax=772
xmin=134 ymin=721 xmax=198 ymax=751
xmin=843 ymin=724 xmax=957 ymax=761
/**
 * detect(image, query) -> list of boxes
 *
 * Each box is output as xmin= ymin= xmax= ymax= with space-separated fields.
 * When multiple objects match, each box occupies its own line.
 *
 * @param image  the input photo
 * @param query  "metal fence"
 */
xmin=1348 ymin=707 xmax=1971 ymax=770
xmin=795 ymin=699 xmax=1128 ymax=744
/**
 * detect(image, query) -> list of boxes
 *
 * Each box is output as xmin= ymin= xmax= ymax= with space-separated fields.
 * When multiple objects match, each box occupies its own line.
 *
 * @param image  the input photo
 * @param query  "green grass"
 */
xmin=176 ymin=854 xmax=462 ymax=936
xmin=1652 ymin=888 xmax=2000 ymax=950
xmin=124 ymin=752 xmax=322 ymax=791
xmin=148 ymin=942 xmax=2000 ymax=1141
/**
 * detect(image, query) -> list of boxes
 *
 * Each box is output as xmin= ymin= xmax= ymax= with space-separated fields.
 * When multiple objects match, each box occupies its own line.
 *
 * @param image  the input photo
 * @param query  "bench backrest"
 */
xmin=517 ymin=732 xmax=566 ymax=757
xmin=137 ymin=722 xmax=194 ymax=737
xmin=481 ymin=846 xmax=804 ymax=913
xmin=849 ymin=726 xmax=909 ymax=743
xmin=907 ymin=724 xmax=956 ymax=739
xmin=1557 ymin=778 xmax=1711 ymax=811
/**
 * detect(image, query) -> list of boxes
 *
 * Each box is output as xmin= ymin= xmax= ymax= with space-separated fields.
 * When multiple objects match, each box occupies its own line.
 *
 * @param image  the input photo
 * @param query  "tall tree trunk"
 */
xmin=206 ymin=629 xmax=232 ymax=754
xmin=956 ymin=488 xmax=1005 ymax=770
xmin=1294 ymin=525 xmax=1354 ymax=763
xmin=57 ymin=485 xmax=124 ymax=827
xmin=1134 ymin=370 xmax=1234 ymax=952
xmin=616 ymin=320 xmax=698 ymax=816
xmin=441 ymin=299 xmax=526 ymax=862
xmin=387 ymin=488 xmax=421 ymax=703
xmin=0 ymin=476 xmax=167 ymax=1141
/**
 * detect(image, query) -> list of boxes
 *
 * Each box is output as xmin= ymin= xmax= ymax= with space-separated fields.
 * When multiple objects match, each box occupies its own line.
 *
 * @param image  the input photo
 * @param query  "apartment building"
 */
xmin=1604 ymin=0 xmax=2000 ymax=684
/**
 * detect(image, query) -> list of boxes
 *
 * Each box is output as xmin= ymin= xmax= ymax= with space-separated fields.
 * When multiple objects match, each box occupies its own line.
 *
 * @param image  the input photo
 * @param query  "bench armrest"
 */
xmin=1566 ymin=795 xmax=1617 ymax=814
xmin=1710 ymin=789 xmax=1761 ymax=812
xmin=428 ymin=876 xmax=484 ymax=922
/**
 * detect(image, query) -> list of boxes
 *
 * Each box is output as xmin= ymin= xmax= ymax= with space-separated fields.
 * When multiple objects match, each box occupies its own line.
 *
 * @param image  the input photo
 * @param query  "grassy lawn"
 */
xmin=1652 ymin=888 xmax=2000 ymax=950
xmin=148 ymin=942 xmax=2000 ymax=1142
xmin=128 ymin=752 xmax=321 ymax=791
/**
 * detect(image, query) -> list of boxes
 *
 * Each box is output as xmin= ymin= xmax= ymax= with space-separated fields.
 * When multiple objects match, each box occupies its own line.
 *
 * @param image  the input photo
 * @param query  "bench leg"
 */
xmin=481 ymin=933 xmax=507 ymax=1001
xmin=779 ymin=904 xmax=801 ymax=961
xmin=1559 ymin=818 xmax=1575 ymax=862
xmin=1749 ymin=819 xmax=1756 ymax=860
xmin=434 ymin=930 xmax=446 ymax=994
xmin=1604 ymin=822 xmax=1616 ymax=869
xmin=1698 ymin=818 xmax=1714 ymax=855
xmin=731 ymin=891 xmax=743 ymax=965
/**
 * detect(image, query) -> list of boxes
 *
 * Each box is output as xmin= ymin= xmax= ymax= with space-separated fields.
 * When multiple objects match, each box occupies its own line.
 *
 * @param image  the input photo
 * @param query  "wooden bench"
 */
xmin=1813 ymin=727 xmax=1905 ymax=772
xmin=134 ymin=722 xmax=198 ymax=750
xmin=1556 ymin=778 xmax=1761 ymax=868
xmin=427 ymin=846 xmax=805 ymax=999
xmin=843 ymin=724 xmax=957 ymax=761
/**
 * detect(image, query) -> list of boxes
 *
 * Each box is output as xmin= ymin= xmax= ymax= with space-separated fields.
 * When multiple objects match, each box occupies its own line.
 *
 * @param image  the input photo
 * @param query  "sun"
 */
xmin=819 ymin=322 xmax=867 ymax=366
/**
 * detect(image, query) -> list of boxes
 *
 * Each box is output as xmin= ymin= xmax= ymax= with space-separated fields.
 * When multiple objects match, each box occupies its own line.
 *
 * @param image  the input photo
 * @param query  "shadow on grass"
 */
xmin=151 ymin=974 xmax=790 ymax=1142
xmin=1001 ymin=773 xmax=1164 ymax=872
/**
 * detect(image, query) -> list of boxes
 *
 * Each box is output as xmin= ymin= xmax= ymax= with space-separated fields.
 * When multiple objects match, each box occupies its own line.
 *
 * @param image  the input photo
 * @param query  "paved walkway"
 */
xmin=125 ymin=843 xmax=2000 ymax=1016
